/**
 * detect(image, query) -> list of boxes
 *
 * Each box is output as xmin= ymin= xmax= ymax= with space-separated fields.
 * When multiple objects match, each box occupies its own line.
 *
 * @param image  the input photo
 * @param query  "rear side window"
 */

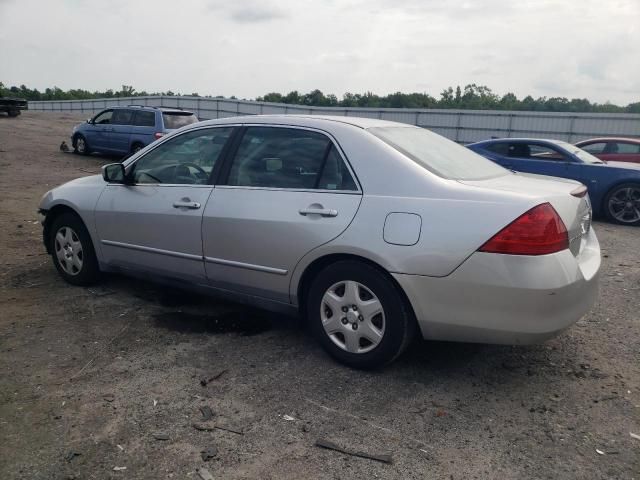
xmin=369 ymin=126 xmax=507 ymax=181
xmin=226 ymin=127 xmax=357 ymax=190
xmin=615 ymin=142 xmax=640 ymax=154
xmin=111 ymin=109 xmax=134 ymax=125
xmin=162 ymin=112 xmax=198 ymax=129
xmin=485 ymin=143 xmax=510 ymax=155
xmin=133 ymin=110 xmax=156 ymax=127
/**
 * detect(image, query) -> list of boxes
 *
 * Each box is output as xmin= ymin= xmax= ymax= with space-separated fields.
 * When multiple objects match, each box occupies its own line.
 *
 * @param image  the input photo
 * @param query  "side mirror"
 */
xmin=102 ymin=163 xmax=127 ymax=184
xmin=86 ymin=118 xmax=93 ymax=124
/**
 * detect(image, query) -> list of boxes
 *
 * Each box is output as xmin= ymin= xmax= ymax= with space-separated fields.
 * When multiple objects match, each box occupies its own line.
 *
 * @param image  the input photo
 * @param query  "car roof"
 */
xmin=110 ymin=105 xmax=194 ymax=114
xmin=575 ymin=137 xmax=640 ymax=144
xmin=197 ymin=114 xmax=412 ymax=130
xmin=470 ymin=138 xmax=568 ymax=146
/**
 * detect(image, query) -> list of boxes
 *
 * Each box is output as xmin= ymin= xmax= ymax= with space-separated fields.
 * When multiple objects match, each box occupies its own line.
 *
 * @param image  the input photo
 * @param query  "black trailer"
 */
xmin=0 ymin=97 xmax=28 ymax=117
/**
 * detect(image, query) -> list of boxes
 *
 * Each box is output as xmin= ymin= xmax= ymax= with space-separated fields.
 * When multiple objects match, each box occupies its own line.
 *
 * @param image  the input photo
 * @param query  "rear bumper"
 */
xmin=394 ymin=228 xmax=601 ymax=344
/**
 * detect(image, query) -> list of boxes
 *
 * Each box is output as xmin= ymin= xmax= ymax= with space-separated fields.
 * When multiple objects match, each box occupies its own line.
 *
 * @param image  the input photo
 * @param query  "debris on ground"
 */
xmin=197 ymin=467 xmax=214 ymax=480
xmin=103 ymin=394 xmax=115 ymax=402
xmin=152 ymin=432 xmax=170 ymax=441
xmin=113 ymin=466 xmax=127 ymax=471
xmin=201 ymin=447 xmax=218 ymax=461
xmin=200 ymin=370 xmax=228 ymax=386
xmin=282 ymin=414 xmax=296 ymax=421
xmin=200 ymin=406 xmax=214 ymax=421
xmin=315 ymin=438 xmax=393 ymax=464
xmin=630 ymin=432 xmax=640 ymax=441
xmin=64 ymin=451 xmax=81 ymax=462
xmin=192 ymin=423 xmax=243 ymax=435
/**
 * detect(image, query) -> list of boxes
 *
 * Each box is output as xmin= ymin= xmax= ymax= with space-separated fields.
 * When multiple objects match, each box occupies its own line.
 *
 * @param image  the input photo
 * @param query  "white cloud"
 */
xmin=0 ymin=0 xmax=638 ymax=104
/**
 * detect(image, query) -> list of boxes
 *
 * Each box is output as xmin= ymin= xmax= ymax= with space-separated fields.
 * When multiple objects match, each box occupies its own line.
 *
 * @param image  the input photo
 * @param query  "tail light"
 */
xmin=154 ymin=132 xmax=165 ymax=140
xmin=479 ymin=203 xmax=568 ymax=255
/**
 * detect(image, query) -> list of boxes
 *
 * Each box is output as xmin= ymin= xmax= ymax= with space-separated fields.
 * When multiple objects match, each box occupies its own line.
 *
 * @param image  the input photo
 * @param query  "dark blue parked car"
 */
xmin=71 ymin=105 xmax=198 ymax=157
xmin=467 ymin=138 xmax=640 ymax=225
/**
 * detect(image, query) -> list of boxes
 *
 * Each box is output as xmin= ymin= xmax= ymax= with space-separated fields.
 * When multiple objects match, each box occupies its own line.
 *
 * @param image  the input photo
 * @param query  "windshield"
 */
xmin=368 ymin=126 xmax=509 ymax=180
xmin=162 ymin=112 xmax=198 ymax=130
xmin=555 ymin=141 xmax=604 ymax=164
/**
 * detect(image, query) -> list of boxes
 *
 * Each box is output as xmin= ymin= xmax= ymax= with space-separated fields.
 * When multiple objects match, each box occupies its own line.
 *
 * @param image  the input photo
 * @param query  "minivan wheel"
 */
xmin=307 ymin=260 xmax=415 ymax=369
xmin=604 ymin=183 xmax=640 ymax=226
xmin=73 ymin=134 xmax=90 ymax=155
xmin=50 ymin=212 xmax=100 ymax=286
xmin=131 ymin=142 xmax=144 ymax=154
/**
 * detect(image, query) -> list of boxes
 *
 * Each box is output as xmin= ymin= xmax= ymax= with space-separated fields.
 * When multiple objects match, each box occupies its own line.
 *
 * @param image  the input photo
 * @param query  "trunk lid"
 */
xmin=459 ymin=172 xmax=592 ymax=256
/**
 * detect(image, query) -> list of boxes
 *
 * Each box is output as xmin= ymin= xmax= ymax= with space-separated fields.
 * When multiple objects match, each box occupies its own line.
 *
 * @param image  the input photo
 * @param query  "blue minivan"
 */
xmin=71 ymin=106 xmax=199 ymax=156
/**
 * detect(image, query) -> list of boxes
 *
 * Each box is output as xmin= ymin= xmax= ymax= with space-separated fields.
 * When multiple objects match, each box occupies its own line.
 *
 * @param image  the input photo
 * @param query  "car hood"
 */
xmin=605 ymin=161 xmax=640 ymax=171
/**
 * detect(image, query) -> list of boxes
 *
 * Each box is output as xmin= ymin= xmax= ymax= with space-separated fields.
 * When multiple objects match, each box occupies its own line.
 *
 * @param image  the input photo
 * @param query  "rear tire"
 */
xmin=131 ymin=142 xmax=144 ymax=154
xmin=604 ymin=183 xmax=640 ymax=226
xmin=306 ymin=260 xmax=415 ymax=369
xmin=49 ymin=212 xmax=100 ymax=286
xmin=73 ymin=134 xmax=90 ymax=155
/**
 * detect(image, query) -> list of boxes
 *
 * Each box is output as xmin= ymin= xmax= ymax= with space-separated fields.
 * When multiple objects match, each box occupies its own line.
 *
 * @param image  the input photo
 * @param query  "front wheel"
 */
xmin=73 ymin=134 xmax=90 ymax=155
xmin=49 ymin=212 xmax=100 ymax=285
xmin=306 ymin=260 xmax=415 ymax=369
xmin=604 ymin=183 xmax=640 ymax=226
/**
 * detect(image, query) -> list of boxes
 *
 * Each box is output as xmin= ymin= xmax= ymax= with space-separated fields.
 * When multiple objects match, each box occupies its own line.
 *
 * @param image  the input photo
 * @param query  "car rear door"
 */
xmin=94 ymin=126 xmax=235 ymax=284
xmin=202 ymin=125 xmax=362 ymax=303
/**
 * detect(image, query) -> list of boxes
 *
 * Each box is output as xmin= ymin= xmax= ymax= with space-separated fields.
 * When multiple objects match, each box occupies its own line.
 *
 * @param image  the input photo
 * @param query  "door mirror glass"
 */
xmin=102 ymin=163 xmax=126 ymax=183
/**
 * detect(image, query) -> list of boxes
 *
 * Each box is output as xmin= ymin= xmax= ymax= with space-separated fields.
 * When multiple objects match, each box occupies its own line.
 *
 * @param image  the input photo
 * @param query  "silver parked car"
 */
xmin=39 ymin=115 xmax=601 ymax=368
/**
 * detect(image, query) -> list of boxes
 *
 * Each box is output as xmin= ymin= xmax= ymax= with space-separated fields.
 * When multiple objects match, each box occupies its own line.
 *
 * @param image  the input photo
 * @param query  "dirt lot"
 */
xmin=0 ymin=112 xmax=639 ymax=479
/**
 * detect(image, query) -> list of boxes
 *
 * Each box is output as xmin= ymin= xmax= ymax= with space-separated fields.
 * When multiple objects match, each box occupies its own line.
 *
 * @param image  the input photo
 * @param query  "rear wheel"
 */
xmin=73 ymin=134 xmax=90 ymax=155
xmin=306 ymin=260 xmax=415 ymax=369
xmin=131 ymin=142 xmax=144 ymax=154
xmin=49 ymin=212 xmax=100 ymax=285
xmin=604 ymin=183 xmax=640 ymax=226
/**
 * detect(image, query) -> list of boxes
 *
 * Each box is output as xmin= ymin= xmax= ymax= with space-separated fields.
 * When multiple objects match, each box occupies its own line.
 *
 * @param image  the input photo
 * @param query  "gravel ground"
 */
xmin=0 ymin=112 xmax=639 ymax=480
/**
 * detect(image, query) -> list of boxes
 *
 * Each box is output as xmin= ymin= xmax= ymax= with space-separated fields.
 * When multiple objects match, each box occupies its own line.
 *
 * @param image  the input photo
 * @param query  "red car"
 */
xmin=575 ymin=137 xmax=640 ymax=164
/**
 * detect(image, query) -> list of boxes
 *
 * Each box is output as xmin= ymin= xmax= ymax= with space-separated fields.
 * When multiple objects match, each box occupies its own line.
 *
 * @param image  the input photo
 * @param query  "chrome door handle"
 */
xmin=173 ymin=201 xmax=201 ymax=209
xmin=299 ymin=208 xmax=338 ymax=217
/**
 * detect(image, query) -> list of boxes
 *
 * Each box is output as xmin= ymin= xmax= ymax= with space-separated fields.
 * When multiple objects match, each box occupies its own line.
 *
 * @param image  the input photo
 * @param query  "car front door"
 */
xmin=202 ymin=126 xmax=362 ymax=303
xmin=503 ymin=142 xmax=585 ymax=181
xmin=109 ymin=109 xmax=135 ymax=154
xmin=85 ymin=109 xmax=113 ymax=151
xmin=94 ymin=126 xmax=235 ymax=284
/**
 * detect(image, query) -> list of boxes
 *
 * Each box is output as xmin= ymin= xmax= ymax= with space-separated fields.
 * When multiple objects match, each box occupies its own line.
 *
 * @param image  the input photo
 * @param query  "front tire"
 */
xmin=604 ymin=183 xmax=640 ymax=226
xmin=49 ymin=212 xmax=100 ymax=286
xmin=306 ymin=260 xmax=415 ymax=369
xmin=73 ymin=134 xmax=90 ymax=155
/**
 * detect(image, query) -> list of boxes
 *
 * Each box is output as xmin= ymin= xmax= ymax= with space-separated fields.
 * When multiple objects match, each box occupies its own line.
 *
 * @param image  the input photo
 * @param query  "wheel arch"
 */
xmin=42 ymin=204 xmax=85 ymax=254
xmin=294 ymin=253 xmax=417 ymax=326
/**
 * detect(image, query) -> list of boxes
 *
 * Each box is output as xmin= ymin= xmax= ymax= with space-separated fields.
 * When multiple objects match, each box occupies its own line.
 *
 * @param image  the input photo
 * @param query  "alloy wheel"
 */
xmin=320 ymin=280 xmax=385 ymax=354
xmin=54 ymin=226 xmax=83 ymax=276
xmin=608 ymin=186 xmax=640 ymax=224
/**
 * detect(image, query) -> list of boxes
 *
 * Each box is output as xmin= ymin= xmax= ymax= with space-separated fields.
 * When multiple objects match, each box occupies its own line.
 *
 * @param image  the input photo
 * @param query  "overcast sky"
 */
xmin=0 ymin=0 xmax=638 ymax=104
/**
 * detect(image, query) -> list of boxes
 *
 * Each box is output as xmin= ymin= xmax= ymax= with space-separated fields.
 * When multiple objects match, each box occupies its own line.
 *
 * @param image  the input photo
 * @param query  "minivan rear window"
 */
xmin=162 ymin=112 xmax=198 ymax=130
xmin=368 ymin=126 xmax=508 ymax=181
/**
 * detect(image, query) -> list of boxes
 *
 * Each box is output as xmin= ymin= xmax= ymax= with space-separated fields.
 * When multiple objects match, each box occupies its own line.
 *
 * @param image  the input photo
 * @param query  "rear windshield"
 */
xmin=368 ymin=126 xmax=508 ymax=180
xmin=162 ymin=112 xmax=198 ymax=130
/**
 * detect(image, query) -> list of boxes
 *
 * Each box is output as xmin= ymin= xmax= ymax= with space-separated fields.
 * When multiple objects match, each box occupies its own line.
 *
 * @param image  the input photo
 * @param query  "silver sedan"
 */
xmin=39 ymin=115 xmax=601 ymax=368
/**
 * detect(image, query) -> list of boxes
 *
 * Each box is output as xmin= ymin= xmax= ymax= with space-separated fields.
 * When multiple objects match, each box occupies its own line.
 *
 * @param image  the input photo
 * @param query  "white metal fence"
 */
xmin=28 ymin=96 xmax=640 ymax=143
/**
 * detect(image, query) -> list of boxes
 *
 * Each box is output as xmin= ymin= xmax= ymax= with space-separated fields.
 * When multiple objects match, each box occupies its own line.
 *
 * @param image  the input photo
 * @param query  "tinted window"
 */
xmin=93 ymin=110 xmax=113 ymax=124
xmin=111 ymin=109 xmax=134 ymax=125
xmin=227 ymin=127 xmax=355 ymax=190
xmin=580 ymin=142 xmax=607 ymax=154
xmin=133 ymin=110 xmax=156 ymax=127
xmin=528 ymin=144 xmax=566 ymax=160
xmin=369 ymin=126 xmax=507 ymax=181
xmin=131 ymin=127 xmax=233 ymax=185
xmin=485 ymin=143 xmax=510 ymax=155
xmin=162 ymin=112 xmax=198 ymax=129
xmin=614 ymin=142 xmax=640 ymax=154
